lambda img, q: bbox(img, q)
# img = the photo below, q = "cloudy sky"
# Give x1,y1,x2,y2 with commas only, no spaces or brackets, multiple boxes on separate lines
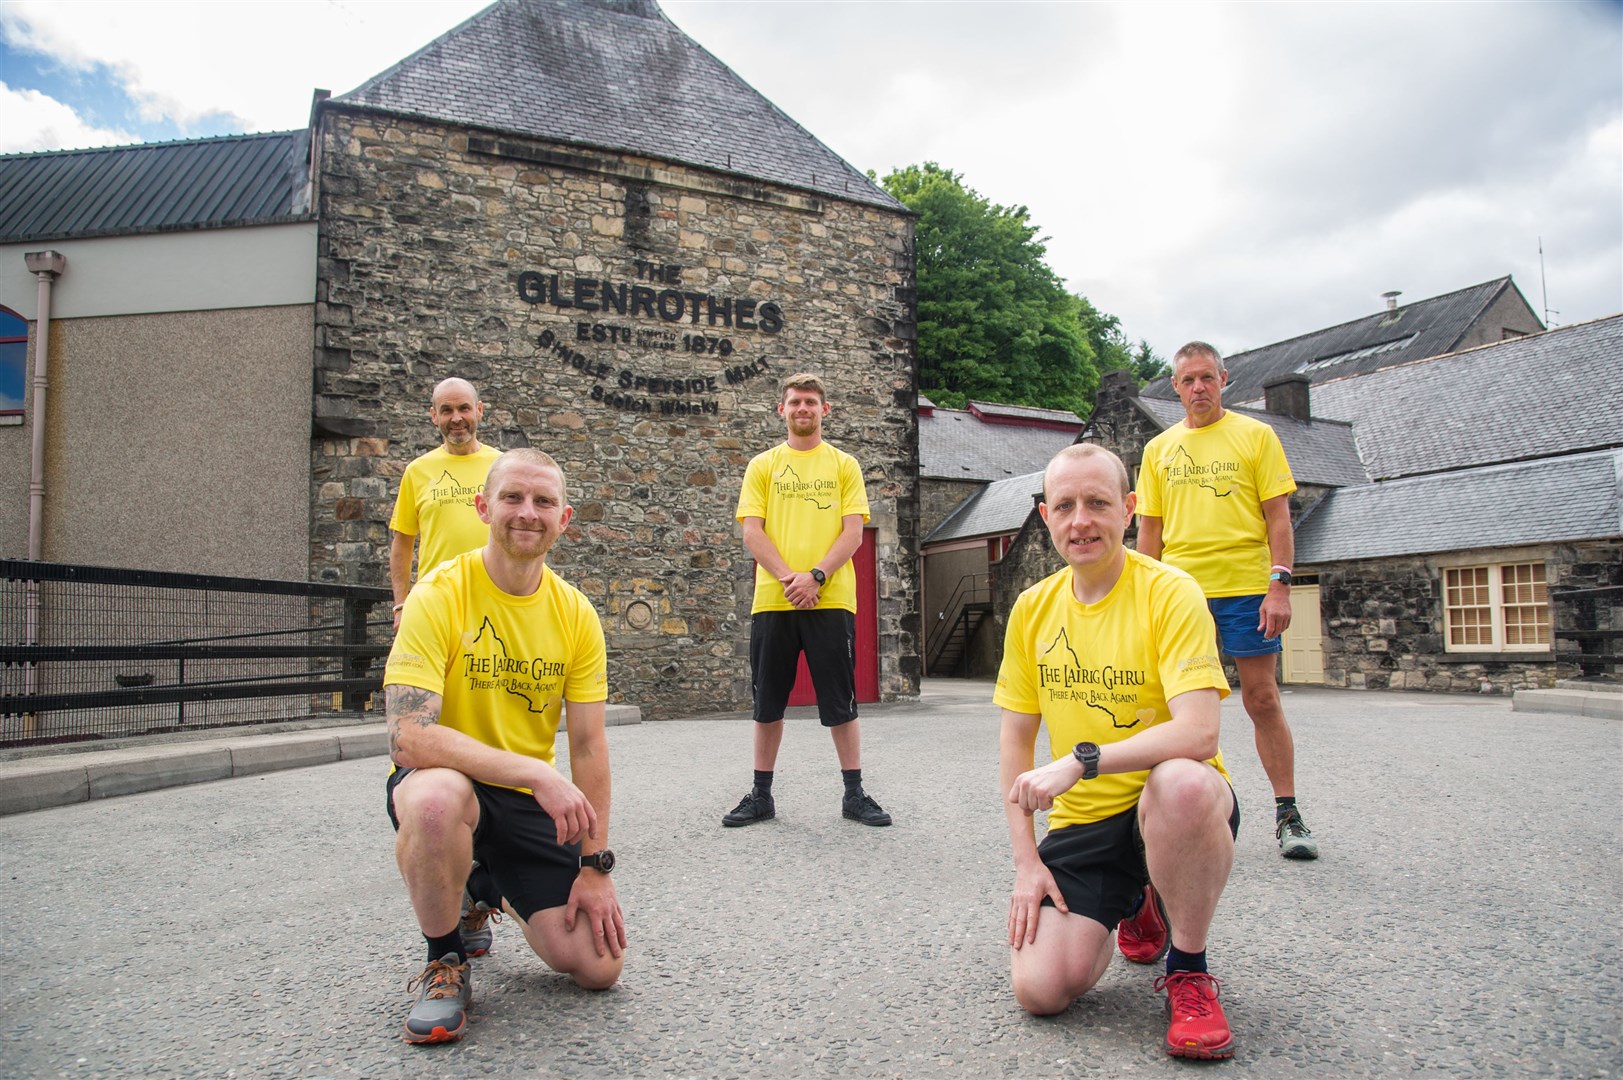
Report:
1,0,1617,360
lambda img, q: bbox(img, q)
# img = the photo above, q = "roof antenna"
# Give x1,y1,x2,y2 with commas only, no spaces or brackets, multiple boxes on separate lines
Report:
1538,237,1559,327
1381,290,1401,312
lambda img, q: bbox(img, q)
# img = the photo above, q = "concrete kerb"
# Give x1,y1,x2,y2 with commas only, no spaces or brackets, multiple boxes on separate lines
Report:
0,703,640,817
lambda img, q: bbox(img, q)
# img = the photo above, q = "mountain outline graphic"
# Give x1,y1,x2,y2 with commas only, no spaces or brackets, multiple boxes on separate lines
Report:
775,463,833,510
468,616,548,715
1167,445,1232,498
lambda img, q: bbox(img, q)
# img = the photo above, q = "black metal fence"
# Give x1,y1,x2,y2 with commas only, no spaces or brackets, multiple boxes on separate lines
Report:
0,560,392,748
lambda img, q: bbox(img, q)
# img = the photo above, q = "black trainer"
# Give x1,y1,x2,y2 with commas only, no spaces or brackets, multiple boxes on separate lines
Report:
722,788,775,827
842,791,892,826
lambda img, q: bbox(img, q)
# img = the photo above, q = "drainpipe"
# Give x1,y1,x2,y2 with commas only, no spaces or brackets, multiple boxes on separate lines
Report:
24,250,66,560
21,250,64,736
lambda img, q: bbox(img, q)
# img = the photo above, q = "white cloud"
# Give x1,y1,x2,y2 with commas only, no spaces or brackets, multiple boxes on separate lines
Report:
0,80,138,152
1,0,487,133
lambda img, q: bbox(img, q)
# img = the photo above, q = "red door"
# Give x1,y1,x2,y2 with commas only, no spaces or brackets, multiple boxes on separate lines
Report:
788,527,879,705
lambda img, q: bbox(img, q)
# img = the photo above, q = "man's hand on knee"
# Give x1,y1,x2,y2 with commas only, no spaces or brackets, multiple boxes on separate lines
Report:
565,874,627,959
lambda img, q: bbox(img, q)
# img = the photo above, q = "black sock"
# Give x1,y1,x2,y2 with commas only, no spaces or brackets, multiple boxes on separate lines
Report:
842,768,863,795
426,929,465,963
1166,946,1207,975
753,770,774,794
1276,796,1297,821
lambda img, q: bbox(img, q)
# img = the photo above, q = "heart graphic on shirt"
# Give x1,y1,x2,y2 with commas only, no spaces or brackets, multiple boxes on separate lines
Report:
1135,708,1156,727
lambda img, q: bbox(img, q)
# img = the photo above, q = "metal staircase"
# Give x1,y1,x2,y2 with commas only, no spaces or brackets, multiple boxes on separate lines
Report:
926,574,992,677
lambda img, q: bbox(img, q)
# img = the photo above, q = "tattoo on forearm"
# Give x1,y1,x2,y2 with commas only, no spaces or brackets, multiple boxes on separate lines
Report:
386,685,441,759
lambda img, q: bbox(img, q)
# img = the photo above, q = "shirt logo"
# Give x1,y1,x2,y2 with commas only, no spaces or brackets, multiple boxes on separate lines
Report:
772,463,835,509
1163,445,1238,498
429,469,484,507
459,616,565,714
1036,628,1148,728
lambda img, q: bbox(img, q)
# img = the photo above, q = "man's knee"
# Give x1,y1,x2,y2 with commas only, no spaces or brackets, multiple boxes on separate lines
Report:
570,952,624,991
1141,761,1230,831
393,769,477,836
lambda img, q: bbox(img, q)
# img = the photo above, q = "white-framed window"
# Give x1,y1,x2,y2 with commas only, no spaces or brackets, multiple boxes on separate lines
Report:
1442,562,1550,652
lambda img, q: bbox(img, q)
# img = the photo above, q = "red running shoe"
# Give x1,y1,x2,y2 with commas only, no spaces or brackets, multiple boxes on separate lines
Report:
1117,883,1169,964
1155,971,1235,1059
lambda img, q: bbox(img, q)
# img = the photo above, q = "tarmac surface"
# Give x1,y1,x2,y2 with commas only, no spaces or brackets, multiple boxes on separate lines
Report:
2,680,1619,1078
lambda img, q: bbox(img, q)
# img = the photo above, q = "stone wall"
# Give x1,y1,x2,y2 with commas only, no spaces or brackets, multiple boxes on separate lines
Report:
311,108,918,718
1313,541,1620,694
919,477,981,539
1082,370,1164,483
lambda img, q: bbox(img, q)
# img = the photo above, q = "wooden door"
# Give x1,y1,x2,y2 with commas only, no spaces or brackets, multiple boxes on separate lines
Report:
1281,584,1324,684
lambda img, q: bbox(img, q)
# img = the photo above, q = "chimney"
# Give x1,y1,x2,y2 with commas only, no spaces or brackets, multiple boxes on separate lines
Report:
1099,368,1140,399
1262,373,1311,421
1381,290,1402,312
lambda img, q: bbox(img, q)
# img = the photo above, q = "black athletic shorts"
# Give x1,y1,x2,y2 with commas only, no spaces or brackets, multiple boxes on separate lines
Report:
1037,786,1240,927
387,767,581,922
749,608,858,727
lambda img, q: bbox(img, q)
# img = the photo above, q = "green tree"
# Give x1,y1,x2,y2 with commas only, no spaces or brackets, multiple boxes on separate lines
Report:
880,163,1099,416
1073,295,1170,386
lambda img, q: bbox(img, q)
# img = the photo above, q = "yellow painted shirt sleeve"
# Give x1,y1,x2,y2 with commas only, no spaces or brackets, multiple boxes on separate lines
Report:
1135,412,1295,597
384,551,608,789
994,552,1230,827
736,442,870,613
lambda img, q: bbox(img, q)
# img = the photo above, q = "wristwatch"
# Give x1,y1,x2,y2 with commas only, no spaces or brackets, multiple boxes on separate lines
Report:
1072,741,1101,781
580,850,615,874
1270,569,1294,586
809,568,826,585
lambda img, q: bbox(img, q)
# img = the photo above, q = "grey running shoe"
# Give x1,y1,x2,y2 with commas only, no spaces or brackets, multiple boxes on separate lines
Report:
722,788,775,827
403,954,470,1044
1277,809,1320,860
460,892,501,957
842,791,892,826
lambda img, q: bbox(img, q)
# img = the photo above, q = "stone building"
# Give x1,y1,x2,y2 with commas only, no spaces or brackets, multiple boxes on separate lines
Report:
1139,276,1545,407
309,0,919,718
0,0,921,721
916,397,1080,675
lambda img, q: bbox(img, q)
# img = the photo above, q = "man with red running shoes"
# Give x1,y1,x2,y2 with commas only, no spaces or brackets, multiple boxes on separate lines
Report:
998,444,1241,1060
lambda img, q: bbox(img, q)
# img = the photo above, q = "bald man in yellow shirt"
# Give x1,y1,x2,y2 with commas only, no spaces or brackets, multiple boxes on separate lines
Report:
999,443,1239,1060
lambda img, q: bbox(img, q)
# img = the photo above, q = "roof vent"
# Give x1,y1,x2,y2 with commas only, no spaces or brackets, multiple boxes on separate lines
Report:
1381,290,1402,312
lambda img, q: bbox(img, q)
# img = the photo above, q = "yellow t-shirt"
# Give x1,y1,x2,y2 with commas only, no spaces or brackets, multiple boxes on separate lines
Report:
1136,411,1296,597
389,443,503,578
993,550,1231,828
735,441,871,614
384,550,607,788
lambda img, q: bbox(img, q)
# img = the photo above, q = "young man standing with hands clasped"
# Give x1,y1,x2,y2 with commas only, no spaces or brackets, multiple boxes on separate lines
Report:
723,373,890,828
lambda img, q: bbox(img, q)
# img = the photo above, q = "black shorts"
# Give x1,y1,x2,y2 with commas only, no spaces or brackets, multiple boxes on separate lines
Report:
386,767,581,922
1038,787,1240,927
749,608,858,727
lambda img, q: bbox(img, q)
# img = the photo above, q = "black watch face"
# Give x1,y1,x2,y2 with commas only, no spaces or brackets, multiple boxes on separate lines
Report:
585,849,615,873
811,569,825,583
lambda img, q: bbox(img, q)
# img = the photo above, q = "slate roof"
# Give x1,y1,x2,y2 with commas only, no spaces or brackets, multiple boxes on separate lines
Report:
1142,278,1536,404
926,470,1043,543
0,132,310,244
920,405,1081,482
1307,315,1623,481
1296,449,1622,564
967,400,1083,427
1133,397,1367,488
331,0,903,211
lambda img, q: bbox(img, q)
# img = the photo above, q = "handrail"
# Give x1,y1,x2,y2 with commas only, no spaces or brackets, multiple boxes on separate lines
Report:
926,572,992,669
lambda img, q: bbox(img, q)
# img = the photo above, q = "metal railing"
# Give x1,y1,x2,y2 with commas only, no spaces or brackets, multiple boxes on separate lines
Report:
926,572,992,675
1551,584,1622,679
0,560,392,748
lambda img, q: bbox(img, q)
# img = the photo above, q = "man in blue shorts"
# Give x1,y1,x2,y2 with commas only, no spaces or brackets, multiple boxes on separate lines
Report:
1136,341,1319,861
